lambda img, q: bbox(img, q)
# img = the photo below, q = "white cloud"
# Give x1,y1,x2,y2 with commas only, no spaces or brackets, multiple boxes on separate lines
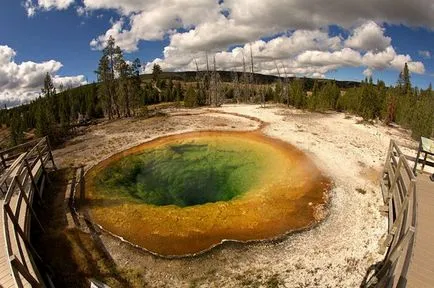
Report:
363,68,373,77
23,0,37,17
90,18,140,52
0,45,87,106
52,75,86,88
24,0,75,16
296,48,362,67
362,46,425,74
89,0,221,52
79,0,434,30
82,0,434,53
24,0,431,81
144,35,425,79
418,50,431,59
345,21,391,51
143,30,345,78
76,6,91,17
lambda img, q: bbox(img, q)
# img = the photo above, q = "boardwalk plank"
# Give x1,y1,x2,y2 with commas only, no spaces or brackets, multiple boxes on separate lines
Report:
407,173,434,287
0,200,15,287
0,138,51,288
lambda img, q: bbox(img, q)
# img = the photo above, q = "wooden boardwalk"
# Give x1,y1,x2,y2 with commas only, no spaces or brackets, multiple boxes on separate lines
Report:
0,201,16,288
0,137,54,288
0,155,29,288
407,173,434,288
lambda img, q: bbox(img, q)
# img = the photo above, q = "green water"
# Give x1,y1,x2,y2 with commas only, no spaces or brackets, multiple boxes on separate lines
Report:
95,139,266,207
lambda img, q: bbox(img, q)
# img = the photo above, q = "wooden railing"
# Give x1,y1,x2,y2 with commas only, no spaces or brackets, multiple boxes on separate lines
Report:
364,140,417,287
0,139,41,175
1,137,56,288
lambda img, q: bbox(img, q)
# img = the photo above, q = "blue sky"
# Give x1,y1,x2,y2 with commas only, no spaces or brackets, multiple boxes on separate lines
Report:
1,0,434,106
327,24,434,87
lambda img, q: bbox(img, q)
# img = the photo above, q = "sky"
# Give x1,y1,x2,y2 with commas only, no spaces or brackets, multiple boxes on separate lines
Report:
1,0,434,107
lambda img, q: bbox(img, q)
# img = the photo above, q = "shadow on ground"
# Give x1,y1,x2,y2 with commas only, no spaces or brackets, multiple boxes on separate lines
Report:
31,168,144,288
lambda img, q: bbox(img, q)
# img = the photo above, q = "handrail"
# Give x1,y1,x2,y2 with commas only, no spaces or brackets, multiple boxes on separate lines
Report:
0,138,40,156
0,139,40,171
364,140,417,287
1,137,56,288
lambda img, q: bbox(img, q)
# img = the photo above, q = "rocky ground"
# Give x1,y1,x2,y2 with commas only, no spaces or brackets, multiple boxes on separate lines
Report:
52,104,424,288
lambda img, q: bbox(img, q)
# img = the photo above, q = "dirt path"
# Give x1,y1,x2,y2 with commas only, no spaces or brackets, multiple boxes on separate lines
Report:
52,104,420,287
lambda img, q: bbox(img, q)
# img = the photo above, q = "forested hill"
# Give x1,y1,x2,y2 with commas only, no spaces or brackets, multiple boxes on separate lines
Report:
0,33,431,152
139,71,361,90
57,70,360,94
1,63,432,150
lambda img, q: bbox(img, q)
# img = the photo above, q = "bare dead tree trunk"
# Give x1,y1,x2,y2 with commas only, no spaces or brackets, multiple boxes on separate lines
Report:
241,51,248,102
209,55,221,107
206,52,211,105
274,61,283,105
281,62,290,106
124,81,131,117
213,56,217,106
206,51,210,74
194,57,200,74
249,43,255,103
232,71,241,103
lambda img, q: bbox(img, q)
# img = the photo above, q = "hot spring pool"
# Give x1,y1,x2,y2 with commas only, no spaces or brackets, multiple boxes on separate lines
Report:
85,131,330,256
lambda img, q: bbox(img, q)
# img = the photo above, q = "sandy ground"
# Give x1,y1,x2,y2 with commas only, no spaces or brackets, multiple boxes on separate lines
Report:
52,104,428,288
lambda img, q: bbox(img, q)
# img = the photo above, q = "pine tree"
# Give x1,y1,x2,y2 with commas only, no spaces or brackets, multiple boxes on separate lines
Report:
152,64,162,82
274,81,283,103
308,80,320,111
116,58,132,117
41,73,56,97
35,99,55,138
359,80,379,120
402,63,411,93
41,72,59,122
130,58,143,111
10,112,24,146
59,91,71,129
96,54,114,119
291,79,307,109
184,86,198,107
95,36,123,119
174,82,183,104
410,94,434,139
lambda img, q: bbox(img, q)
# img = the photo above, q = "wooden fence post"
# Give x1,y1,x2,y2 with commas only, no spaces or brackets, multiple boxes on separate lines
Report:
36,145,50,184
80,167,85,204
45,137,57,170
383,141,393,175
24,159,41,198
388,156,403,198
0,153,7,169
413,141,421,175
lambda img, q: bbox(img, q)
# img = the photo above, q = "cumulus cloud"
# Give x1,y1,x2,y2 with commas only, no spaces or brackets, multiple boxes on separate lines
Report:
143,30,345,77
24,0,75,16
89,1,221,52
296,48,362,67
362,46,425,73
345,21,391,51
363,68,374,78
143,32,424,79
418,50,431,59
0,45,86,107
25,0,431,80
79,0,434,52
